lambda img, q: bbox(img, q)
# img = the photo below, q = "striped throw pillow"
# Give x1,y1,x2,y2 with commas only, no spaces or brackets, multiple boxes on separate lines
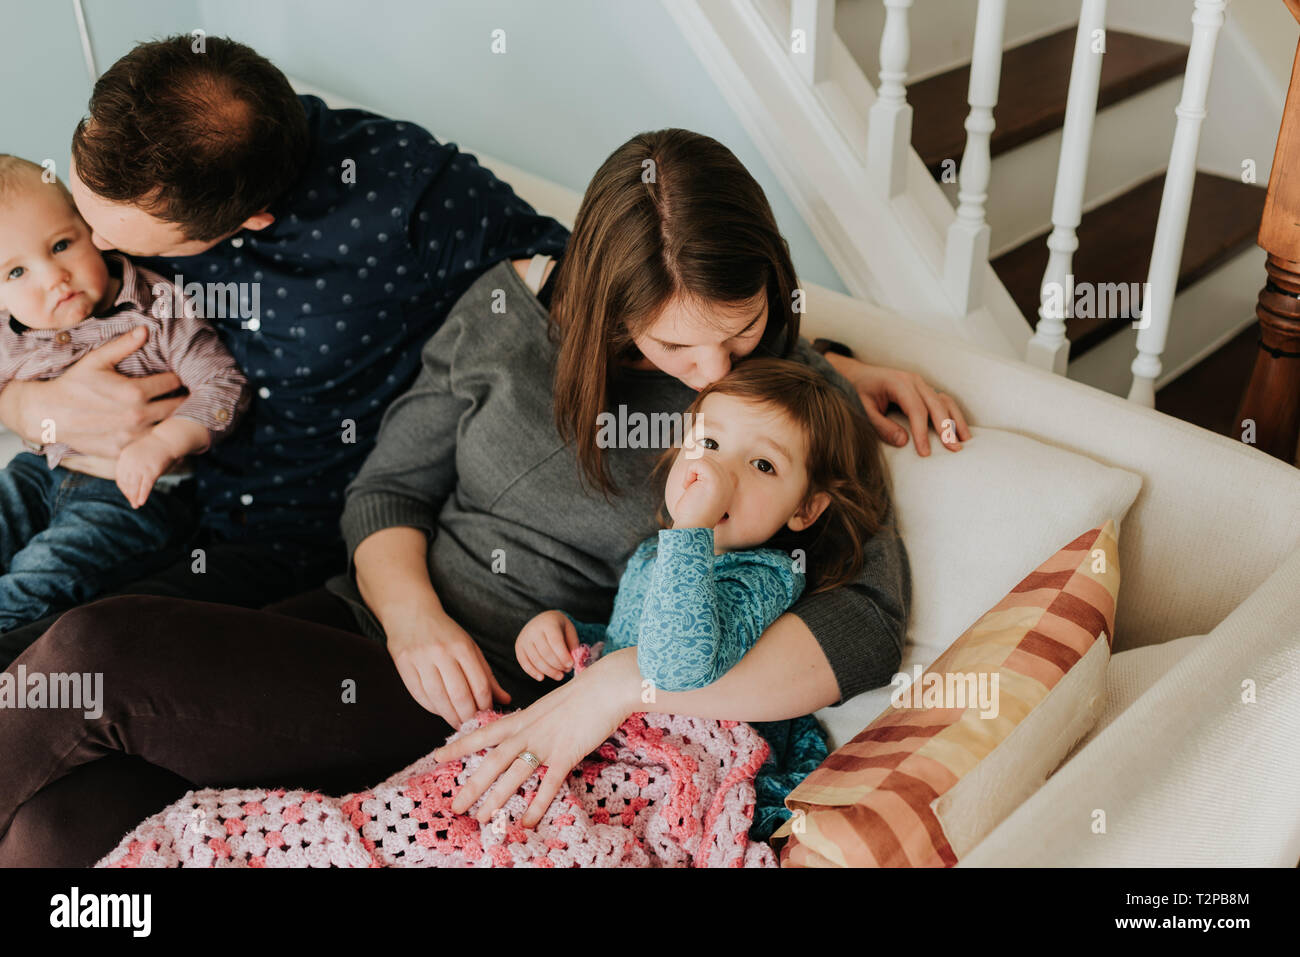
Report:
771,519,1120,867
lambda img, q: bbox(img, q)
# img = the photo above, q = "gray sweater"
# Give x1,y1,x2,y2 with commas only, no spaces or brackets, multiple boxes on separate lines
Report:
325,258,911,706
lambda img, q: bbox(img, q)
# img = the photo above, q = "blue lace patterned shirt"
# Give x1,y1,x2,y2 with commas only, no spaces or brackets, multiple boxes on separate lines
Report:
563,526,830,840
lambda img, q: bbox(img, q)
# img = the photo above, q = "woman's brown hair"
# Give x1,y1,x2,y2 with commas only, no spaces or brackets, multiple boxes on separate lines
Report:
549,129,802,499
650,358,893,595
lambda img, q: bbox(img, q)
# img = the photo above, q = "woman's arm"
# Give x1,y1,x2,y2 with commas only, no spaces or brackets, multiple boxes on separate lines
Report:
338,323,465,574
354,526,447,632
631,611,838,718
341,315,515,725
433,611,840,828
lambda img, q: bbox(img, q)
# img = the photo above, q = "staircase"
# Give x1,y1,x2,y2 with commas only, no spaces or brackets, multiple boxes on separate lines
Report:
666,0,1297,461
905,23,1268,440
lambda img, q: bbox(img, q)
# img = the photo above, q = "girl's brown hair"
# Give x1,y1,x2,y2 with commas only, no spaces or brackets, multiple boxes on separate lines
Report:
549,129,801,498
650,358,893,596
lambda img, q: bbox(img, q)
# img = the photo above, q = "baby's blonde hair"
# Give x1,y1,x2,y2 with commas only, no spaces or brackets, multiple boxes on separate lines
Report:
0,155,78,212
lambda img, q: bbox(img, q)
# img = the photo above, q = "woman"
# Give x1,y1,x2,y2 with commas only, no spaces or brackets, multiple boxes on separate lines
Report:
0,129,968,864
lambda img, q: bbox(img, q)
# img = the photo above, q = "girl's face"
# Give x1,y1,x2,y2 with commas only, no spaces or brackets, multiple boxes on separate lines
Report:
630,289,768,392
665,391,829,552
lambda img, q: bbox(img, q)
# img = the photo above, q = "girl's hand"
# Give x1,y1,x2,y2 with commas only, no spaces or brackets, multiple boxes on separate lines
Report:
824,354,971,456
515,610,580,681
673,455,733,528
386,606,512,727
432,647,640,828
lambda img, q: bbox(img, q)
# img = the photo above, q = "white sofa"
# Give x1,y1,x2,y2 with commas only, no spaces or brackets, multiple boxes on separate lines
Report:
800,283,1300,867
10,81,1296,867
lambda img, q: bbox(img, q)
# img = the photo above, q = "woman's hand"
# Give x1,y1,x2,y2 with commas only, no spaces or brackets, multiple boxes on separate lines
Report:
515,610,579,681
432,647,640,828
824,353,971,456
386,605,513,727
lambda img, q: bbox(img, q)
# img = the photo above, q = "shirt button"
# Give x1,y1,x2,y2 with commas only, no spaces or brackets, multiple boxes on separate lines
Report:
215,408,230,422
231,236,245,248
258,387,271,399
55,331,71,344
240,493,253,505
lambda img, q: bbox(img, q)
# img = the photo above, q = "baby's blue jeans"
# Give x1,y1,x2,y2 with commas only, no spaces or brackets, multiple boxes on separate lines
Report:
0,452,196,633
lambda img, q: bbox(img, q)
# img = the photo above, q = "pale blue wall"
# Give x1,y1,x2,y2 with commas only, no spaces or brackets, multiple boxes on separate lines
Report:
0,1,202,175
2,0,847,293
0,2,96,172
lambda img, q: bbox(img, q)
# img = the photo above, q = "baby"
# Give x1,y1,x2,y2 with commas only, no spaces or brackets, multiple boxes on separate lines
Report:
514,357,892,839
0,154,249,632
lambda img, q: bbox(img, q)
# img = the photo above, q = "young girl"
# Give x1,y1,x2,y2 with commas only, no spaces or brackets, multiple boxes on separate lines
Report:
515,357,891,839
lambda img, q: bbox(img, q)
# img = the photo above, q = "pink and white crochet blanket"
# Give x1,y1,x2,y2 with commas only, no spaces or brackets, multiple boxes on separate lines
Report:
97,647,777,868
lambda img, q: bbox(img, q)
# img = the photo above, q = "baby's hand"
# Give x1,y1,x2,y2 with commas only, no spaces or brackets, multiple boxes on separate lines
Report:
673,455,733,529
515,610,580,681
115,434,176,509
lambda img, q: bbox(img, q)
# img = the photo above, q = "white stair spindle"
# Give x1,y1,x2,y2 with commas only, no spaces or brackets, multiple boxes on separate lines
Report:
866,0,915,198
943,0,1008,315
1027,0,1109,375
790,0,834,86
1129,0,1226,406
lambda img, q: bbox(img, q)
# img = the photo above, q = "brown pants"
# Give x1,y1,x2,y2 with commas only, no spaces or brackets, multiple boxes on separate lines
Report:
0,588,550,867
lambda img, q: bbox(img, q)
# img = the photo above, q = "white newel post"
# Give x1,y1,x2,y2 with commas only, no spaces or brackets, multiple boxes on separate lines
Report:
1128,0,1226,406
866,0,915,198
943,0,1008,316
1027,0,1109,375
790,0,834,86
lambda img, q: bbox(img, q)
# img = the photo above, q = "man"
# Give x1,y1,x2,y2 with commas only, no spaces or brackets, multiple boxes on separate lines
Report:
0,35,569,664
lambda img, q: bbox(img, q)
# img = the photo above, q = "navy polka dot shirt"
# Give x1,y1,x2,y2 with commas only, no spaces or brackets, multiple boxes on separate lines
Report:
134,94,570,566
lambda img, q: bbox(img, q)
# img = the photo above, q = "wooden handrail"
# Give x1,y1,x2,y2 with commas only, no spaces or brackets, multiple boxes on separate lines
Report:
1235,0,1300,465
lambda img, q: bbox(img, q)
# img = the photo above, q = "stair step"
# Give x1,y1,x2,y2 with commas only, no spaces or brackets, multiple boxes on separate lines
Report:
909,27,1188,176
1155,324,1258,439
990,171,1266,358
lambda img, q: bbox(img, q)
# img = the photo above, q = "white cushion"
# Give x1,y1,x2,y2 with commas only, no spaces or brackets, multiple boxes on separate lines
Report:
1057,631,1207,767
815,410,1141,751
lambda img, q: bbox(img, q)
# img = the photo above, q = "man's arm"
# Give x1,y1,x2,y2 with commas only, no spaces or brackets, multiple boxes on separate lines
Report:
0,329,185,457
152,305,250,455
407,139,568,301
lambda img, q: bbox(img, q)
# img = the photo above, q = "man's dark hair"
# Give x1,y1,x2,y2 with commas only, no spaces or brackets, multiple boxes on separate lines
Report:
71,34,309,242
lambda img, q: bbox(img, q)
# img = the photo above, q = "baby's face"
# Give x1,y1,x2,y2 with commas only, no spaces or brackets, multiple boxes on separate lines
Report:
0,179,111,330
666,391,816,552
